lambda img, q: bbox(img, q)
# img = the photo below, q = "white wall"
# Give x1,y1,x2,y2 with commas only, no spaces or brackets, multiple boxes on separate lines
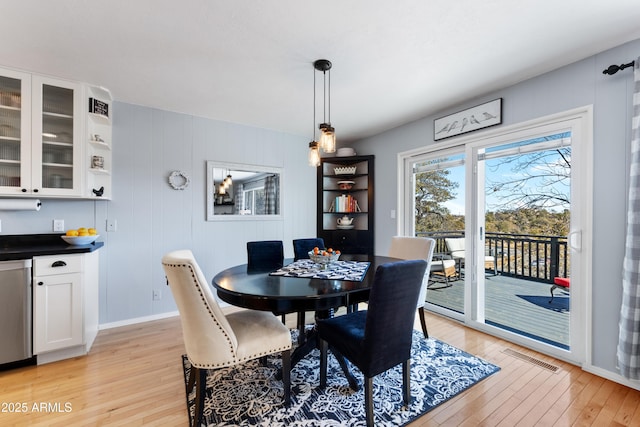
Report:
351,38,640,382
0,103,317,324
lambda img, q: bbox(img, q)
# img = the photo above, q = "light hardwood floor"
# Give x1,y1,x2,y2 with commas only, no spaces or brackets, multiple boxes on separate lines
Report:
1,310,639,426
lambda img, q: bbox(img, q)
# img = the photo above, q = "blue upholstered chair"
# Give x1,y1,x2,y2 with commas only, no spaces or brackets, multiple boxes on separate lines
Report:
317,259,428,427
293,237,325,261
247,240,284,272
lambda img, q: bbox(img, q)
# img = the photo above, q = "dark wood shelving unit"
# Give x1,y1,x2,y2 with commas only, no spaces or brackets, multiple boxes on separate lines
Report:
317,155,374,255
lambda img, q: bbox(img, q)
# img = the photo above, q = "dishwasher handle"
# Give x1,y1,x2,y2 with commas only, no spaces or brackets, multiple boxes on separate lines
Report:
52,260,67,267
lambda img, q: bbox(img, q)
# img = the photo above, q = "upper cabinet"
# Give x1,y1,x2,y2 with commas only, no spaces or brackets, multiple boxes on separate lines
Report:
0,66,112,199
317,155,375,255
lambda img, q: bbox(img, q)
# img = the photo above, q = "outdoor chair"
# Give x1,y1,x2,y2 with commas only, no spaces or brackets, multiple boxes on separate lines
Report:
162,250,292,427
549,277,570,303
317,259,428,427
388,236,435,338
444,237,497,276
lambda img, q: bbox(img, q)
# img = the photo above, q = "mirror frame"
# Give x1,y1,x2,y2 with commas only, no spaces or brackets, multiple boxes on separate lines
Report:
206,161,284,221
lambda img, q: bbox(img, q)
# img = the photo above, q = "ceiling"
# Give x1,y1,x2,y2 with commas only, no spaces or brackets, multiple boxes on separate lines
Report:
2,1,640,143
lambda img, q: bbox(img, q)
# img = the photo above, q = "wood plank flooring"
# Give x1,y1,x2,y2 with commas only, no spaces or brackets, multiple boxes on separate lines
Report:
1,310,638,426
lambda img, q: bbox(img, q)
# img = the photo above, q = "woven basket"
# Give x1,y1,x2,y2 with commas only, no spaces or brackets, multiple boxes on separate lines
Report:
334,166,357,175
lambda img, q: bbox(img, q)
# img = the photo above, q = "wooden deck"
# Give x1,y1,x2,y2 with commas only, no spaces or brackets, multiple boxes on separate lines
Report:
426,272,570,348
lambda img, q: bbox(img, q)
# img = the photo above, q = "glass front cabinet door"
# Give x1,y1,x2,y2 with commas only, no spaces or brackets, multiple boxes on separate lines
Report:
0,67,82,196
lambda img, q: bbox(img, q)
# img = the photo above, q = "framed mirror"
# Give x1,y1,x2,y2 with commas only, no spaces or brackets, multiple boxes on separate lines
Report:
206,161,283,221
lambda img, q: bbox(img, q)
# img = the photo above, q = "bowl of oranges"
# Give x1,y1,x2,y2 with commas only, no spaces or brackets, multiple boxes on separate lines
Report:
61,227,99,245
308,247,341,268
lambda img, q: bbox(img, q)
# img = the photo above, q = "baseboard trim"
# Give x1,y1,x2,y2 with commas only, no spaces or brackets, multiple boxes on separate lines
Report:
98,311,179,330
583,363,640,391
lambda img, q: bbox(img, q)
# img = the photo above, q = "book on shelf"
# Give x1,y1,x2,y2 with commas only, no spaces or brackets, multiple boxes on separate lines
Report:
333,194,361,213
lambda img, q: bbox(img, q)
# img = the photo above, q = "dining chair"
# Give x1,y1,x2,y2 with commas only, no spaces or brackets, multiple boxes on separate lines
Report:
388,236,436,338
246,240,284,272
293,237,325,261
161,250,292,427
317,259,428,427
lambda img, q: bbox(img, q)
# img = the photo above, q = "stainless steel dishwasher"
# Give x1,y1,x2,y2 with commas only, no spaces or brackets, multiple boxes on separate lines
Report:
0,259,33,366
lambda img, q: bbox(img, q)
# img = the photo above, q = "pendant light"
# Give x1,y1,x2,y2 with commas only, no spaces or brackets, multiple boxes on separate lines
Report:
314,59,336,153
308,60,321,167
218,170,226,195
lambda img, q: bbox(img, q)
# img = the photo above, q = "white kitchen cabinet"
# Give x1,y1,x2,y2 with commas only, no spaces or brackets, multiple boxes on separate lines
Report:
0,66,112,199
0,67,83,196
33,251,99,363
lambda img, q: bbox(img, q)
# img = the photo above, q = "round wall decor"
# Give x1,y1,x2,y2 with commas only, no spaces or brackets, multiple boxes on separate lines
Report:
169,170,190,190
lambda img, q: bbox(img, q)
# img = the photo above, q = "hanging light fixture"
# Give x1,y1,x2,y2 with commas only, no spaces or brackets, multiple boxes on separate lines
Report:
308,60,321,167
314,59,336,154
223,170,232,189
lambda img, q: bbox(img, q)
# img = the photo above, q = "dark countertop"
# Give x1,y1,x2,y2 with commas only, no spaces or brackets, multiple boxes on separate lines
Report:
0,233,104,261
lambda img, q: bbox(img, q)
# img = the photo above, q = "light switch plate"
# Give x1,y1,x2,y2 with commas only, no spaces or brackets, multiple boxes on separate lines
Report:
106,219,117,232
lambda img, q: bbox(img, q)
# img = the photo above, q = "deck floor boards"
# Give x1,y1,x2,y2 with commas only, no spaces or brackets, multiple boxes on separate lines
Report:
426,271,570,347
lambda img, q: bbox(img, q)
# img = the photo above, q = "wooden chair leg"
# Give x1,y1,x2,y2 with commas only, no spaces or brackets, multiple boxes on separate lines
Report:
297,311,306,345
365,376,374,427
187,364,196,392
319,339,328,388
193,367,207,427
402,359,411,407
418,306,429,339
281,349,291,406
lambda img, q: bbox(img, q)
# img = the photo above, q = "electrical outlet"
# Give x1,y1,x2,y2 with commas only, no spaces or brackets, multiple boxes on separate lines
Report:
106,219,117,232
53,219,65,232
153,290,161,301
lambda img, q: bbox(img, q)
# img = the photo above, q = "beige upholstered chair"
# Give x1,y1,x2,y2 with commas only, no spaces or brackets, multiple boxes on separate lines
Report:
388,236,435,338
161,250,292,427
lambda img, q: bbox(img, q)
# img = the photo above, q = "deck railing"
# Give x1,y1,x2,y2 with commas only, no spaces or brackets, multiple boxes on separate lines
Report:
416,230,568,284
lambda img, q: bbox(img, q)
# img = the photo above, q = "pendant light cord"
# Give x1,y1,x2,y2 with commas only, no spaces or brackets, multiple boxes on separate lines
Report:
327,68,331,124
313,67,317,139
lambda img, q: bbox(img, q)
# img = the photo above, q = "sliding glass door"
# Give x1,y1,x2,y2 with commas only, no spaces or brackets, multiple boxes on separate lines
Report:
401,108,591,363
407,148,466,319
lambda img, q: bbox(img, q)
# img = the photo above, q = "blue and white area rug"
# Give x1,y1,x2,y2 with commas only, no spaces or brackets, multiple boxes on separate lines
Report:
269,259,370,281
181,331,500,426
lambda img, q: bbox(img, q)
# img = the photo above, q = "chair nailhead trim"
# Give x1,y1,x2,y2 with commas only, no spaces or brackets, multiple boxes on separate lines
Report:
164,260,292,370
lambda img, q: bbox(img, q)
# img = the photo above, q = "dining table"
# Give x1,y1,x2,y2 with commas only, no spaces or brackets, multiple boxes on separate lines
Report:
212,253,400,389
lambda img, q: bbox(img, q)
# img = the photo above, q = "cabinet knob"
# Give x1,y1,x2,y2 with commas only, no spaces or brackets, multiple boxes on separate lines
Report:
21,188,27,192
33,189,39,193
52,260,67,267
37,281,44,286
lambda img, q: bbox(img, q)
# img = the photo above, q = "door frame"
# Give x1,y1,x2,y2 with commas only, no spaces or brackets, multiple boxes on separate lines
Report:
398,106,593,365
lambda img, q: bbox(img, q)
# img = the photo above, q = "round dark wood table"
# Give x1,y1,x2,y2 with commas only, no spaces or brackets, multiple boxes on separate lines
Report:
212,254,399,315
212,254,400,388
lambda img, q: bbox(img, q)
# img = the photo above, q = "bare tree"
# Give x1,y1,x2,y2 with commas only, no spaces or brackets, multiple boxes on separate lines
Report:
486,147,570,211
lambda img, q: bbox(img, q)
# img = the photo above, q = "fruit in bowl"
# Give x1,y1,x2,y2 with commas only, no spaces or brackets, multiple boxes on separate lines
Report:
308,247,341,268
61,227,99,245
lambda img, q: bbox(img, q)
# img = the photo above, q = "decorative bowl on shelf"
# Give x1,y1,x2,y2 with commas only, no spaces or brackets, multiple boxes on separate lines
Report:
337,180,355,190
61,235,100,246
308,250,340,268
334,166,357,175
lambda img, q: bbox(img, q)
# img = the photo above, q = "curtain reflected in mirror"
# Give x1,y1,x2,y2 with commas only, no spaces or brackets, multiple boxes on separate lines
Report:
206,161,282,220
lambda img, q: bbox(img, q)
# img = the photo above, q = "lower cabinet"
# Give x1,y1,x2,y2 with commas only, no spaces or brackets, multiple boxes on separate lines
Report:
33,251,99,363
